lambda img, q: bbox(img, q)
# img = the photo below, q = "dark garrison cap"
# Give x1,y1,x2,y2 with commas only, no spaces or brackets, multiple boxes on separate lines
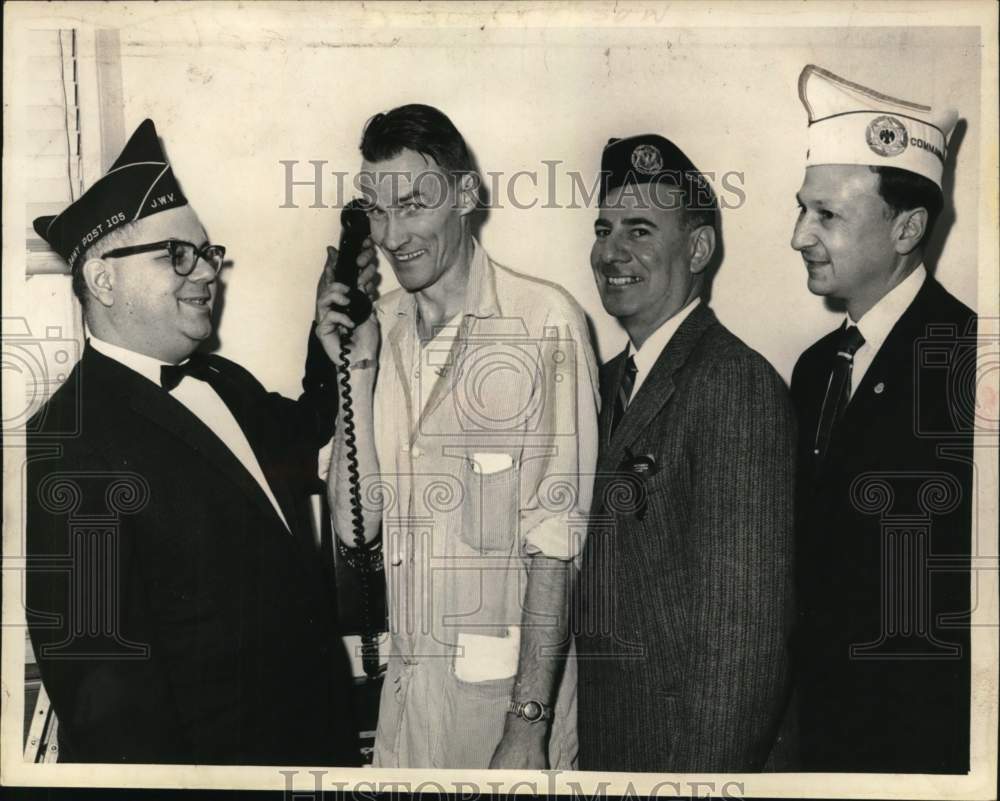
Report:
599,133,717,212
33,119,188,272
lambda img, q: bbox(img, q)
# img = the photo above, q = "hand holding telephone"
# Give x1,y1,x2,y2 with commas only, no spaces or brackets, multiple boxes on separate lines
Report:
331,199,374,328
332,200,382,680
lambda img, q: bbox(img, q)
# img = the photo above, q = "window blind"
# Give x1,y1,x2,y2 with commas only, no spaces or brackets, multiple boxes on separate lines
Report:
25,29,83,276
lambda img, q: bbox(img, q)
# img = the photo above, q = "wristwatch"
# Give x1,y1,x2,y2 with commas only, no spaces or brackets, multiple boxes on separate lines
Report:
508,699,553,723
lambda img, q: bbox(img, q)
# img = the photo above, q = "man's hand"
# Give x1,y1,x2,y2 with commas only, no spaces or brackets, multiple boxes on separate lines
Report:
315,238,380,363
488,718,548,770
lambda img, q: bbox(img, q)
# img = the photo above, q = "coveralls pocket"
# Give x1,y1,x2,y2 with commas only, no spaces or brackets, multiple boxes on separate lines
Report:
433,657,516,768
460,457,519,553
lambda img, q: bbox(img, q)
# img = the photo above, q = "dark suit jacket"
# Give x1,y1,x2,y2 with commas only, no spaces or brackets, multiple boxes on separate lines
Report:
25,332,359,765
576,304,797,772
790,276,976,773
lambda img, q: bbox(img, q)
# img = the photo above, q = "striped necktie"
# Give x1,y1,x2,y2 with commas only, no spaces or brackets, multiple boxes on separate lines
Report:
813,324,865,473
611,354,638,437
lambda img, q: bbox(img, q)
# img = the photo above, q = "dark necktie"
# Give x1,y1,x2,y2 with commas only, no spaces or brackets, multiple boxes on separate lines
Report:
611,354,637,437
160,354,215,392
813,324,865,472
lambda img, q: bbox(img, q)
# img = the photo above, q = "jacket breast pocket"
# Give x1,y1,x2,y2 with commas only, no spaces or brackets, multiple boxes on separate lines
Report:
460,454,518,553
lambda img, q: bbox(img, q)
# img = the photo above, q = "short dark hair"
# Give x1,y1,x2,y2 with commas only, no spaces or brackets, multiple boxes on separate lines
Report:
70,266,89,308
681,173,719,234
360,104,475,178
869,165,944,244
684,196,718,234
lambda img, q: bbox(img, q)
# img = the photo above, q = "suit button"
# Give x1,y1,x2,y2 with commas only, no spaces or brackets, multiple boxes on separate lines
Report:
411,445,422,459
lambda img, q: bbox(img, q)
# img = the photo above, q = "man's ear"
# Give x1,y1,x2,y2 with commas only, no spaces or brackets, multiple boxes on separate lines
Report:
456,172,479,217
688,225,717,275
893,207,928,256
81,258,115,307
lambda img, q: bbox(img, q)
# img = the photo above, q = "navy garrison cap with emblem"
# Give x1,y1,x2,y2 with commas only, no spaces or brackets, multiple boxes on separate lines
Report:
33,119,188,272
798,64,958,187
599,133,717,211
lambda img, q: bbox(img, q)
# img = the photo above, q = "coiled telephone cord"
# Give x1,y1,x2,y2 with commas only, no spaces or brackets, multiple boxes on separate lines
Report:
338,336,381,679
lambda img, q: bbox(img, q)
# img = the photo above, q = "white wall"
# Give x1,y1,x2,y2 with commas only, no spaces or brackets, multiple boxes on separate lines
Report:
109,9,981,396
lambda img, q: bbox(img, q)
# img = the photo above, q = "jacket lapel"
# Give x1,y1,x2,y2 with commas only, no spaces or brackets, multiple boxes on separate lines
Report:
844,277,935,423
603,304,718,469
203,362,302,534
86,347,292,533
600,348,628,450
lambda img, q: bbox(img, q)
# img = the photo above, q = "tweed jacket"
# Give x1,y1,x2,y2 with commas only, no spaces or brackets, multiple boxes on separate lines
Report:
791,276,976,773
25,331,359,765
576,303,797,772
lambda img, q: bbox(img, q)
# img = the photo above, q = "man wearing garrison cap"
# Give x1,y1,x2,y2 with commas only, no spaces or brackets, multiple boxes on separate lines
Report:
790,65,976,772
26,119,362,764
574,135,796,771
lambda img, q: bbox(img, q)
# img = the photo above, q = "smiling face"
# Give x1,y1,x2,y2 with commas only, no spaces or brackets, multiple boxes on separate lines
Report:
591,182,711,347
90,205,217,363
792,165,903,320
359,148,474,295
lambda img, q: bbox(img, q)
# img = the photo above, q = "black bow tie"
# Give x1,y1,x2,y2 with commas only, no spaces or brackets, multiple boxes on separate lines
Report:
160,355,215,391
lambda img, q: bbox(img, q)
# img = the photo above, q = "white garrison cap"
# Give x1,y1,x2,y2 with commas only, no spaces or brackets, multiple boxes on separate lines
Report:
798,64,958,187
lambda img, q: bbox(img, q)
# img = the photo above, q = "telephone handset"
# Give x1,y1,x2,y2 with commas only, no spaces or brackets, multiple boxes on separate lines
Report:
332,199,382,681
332,199,373,327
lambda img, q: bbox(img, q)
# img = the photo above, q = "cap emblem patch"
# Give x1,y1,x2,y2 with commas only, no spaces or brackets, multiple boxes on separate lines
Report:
631,144,664,175
866,115,908,157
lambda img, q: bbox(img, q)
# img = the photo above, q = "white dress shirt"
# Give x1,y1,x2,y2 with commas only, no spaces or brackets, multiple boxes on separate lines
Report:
847,264,926,398
88,335,291,531
626,299,701,403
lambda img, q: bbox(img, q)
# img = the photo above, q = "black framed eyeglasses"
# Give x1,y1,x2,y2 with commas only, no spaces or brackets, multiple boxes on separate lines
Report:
100,239,227,277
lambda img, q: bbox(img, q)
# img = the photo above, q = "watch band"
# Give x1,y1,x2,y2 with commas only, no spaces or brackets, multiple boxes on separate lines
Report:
508,698,553,723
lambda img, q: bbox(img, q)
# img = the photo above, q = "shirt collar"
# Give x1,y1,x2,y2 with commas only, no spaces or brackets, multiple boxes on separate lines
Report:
627,298,701,375
88,334,174,386
849,264,926,351
462,238,501,319
391,237,500,320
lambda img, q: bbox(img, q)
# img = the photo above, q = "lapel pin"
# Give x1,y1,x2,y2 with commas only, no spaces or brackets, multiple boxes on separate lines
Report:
874,382,885,394
610,449,655,521
631,453,658,475
620,450,658,476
